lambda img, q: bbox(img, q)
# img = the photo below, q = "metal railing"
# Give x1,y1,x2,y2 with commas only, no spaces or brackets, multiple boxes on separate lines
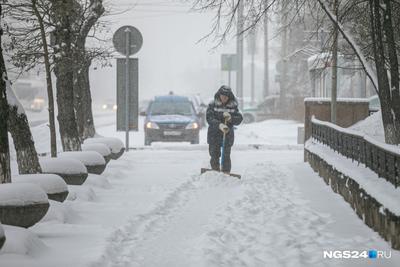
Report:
311,118,400,188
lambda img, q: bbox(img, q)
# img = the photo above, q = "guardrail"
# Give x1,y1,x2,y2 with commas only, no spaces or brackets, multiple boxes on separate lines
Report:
311,117,400,188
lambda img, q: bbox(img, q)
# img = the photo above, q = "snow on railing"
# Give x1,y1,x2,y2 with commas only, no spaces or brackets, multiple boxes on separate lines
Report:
304,97,370,103
311,116,400,188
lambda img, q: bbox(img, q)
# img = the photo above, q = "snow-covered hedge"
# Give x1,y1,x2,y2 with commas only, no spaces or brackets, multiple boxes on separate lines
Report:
0,183,48,206
58,151,105,166
84,137,124,154
82,143,111,157
13,174,68,195
40,158,87,175
0,183,49,228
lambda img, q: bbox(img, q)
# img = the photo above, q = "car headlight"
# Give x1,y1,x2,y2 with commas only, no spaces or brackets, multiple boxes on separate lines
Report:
185,122,199,129
113,104,117,111
146,122,160,129
102,104,108,110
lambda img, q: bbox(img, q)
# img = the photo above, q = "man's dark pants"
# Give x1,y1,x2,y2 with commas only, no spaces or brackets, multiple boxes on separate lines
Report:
209,144,231,172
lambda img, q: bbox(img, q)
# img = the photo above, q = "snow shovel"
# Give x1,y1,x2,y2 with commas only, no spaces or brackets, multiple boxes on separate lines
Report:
201,119,241,179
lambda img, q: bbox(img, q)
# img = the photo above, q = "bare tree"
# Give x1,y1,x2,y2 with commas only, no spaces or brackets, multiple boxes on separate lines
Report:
5,0,57,156
0,3,11,183
368,0,400,144
6,0,110,147
192,0,400,144
32,0,57,157
50,0,82,151
0,2,43,174
72,0,105,140
316,0,400,144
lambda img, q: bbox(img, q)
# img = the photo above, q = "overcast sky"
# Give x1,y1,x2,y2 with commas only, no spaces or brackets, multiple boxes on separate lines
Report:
89,0,276,104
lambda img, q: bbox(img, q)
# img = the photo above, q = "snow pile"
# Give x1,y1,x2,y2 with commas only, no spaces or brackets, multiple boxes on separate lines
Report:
82,143,111,157
0,183,48,206
234,119,302,145
40,200,79,224
84,137,124,153
39,158,87,174
66,186,97,202
198,171,242,188
13,174,68,195
350,111,385,142
83,175,112,189
0,225,47,256
59,151,105,166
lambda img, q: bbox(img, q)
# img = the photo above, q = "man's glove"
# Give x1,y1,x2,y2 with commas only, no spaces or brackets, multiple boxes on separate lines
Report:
219,123,229,133
223,112,232,122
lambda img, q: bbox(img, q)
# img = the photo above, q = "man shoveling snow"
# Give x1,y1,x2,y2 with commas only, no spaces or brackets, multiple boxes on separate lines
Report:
202,85,243,178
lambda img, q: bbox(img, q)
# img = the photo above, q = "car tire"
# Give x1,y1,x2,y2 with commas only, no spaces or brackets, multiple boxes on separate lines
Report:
190,135,200,145
243,113,255,124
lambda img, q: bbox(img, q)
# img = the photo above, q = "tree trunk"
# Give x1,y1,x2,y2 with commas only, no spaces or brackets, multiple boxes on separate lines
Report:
51,0,81,151
382,0,400,144
54,62,81,151
280,0,288,117
0,7,11,183
330,0,338,124
72,0,104,141
263,1,269,98
0,95,10,183
369,0,400,144
32,0,57,157
7,104,42,174
74,55,95,140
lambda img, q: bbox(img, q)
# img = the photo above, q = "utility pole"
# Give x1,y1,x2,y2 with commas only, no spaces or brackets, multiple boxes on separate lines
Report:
280,1,288,118
247,28,257,105
331,0,338,124
124,28,131,151
236,1,244,108
264,0,269,98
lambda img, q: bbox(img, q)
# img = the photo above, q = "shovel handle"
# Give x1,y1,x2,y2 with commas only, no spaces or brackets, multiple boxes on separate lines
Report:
220,118,227,171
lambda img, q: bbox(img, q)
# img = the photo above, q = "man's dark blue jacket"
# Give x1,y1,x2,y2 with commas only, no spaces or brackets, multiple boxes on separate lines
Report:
206,87,243,146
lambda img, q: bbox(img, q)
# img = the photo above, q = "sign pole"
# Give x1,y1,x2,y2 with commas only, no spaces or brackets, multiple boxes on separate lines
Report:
228,70,231,87
125,28,131,152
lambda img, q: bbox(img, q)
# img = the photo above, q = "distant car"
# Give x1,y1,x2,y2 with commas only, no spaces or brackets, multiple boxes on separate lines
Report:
27,97,46,112
238,99,259,124
368,95,380,114
139,100,150,116
101,101,117,111
254,94,304,122
190,94,207,128
144,95,200,145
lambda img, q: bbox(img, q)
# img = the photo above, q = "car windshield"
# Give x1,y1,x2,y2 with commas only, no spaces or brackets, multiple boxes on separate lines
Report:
150,101,194,116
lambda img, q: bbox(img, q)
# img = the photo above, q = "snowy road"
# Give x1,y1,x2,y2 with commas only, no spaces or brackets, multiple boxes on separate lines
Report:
2,115,399,267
